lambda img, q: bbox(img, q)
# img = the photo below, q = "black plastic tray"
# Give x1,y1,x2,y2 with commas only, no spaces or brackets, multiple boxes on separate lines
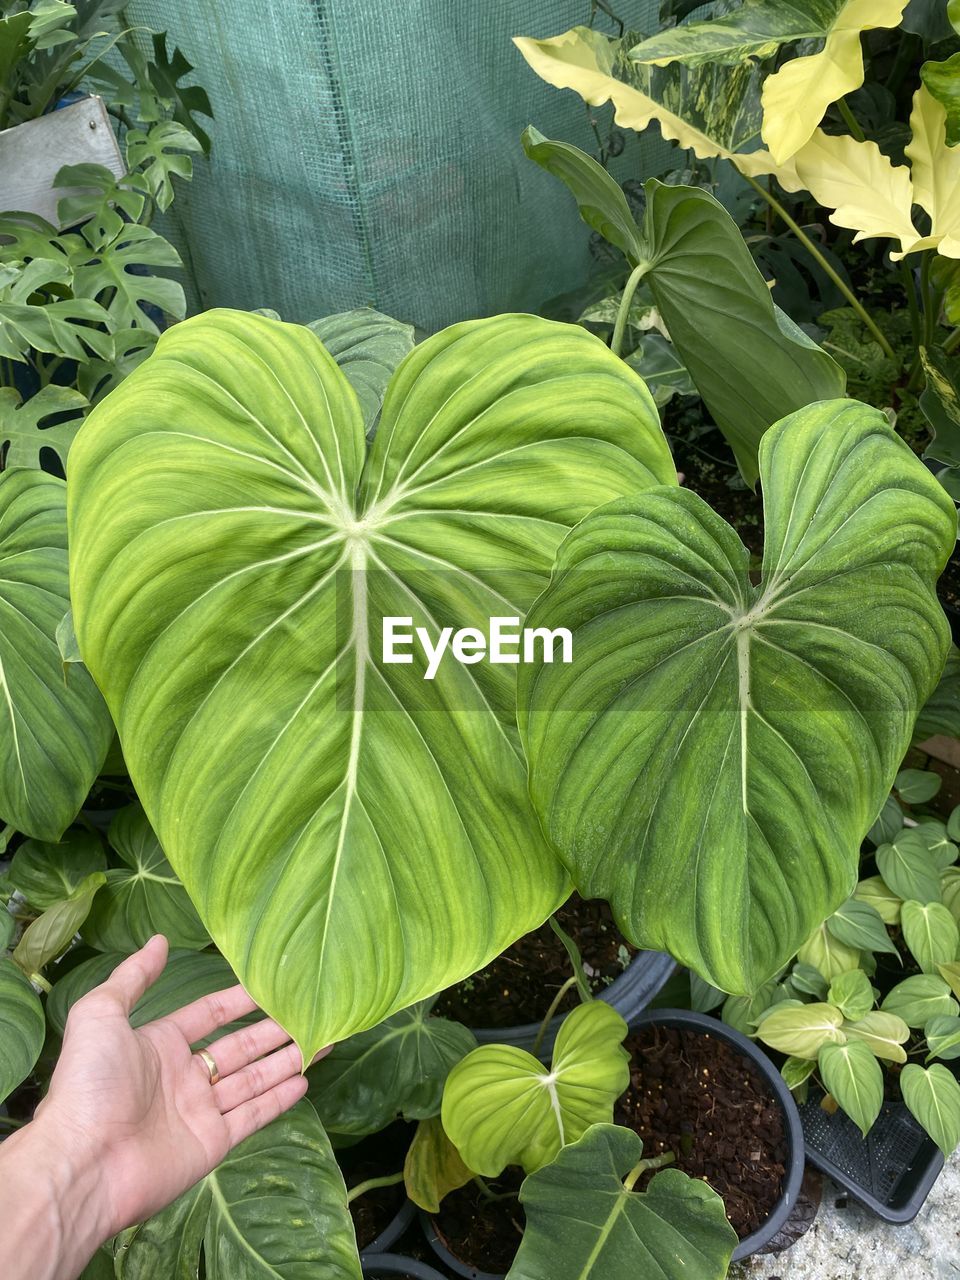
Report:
800,1095,944,1224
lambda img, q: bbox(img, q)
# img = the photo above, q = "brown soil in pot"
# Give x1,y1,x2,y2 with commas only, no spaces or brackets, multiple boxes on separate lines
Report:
338,1122,411,1251
433,894,636,1028
432,1169,525,1274
618,1024,788,1240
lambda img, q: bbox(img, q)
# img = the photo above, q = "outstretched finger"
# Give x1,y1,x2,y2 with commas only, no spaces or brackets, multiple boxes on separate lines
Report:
161,983,259,1044
213,1040,301,1112
224,1073,309,1148
200,1017,291,1080
101,935,169,1013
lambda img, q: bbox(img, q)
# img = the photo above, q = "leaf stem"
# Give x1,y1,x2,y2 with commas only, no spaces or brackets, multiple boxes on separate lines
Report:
473,1174,517,1203
346,1172,405,1203
624,1150,676,1191
532,975,581,1059
900,259,923,353
837,98,866,143
944,327,960,356
611,262,648,359
741,172,898,363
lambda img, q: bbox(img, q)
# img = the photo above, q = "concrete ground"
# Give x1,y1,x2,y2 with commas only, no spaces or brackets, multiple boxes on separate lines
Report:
732,1154,960,1279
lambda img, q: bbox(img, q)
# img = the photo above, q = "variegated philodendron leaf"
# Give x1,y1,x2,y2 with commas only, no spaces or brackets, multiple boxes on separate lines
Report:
519,401,955,995
68,309,675,1062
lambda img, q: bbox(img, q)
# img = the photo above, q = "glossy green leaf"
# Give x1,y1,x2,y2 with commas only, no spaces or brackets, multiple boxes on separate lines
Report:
11,871,104,978
913,821,958,872
307,1002,475,1135
920,346,960,469
507,1123,737,1280
877,831,943,905
867,794,904,845
403,1116,473,1213
828,969,875,1021
843,1010,910,1063
921,53,960,148
925,1014,960,1061
519,402,954,994
624,334,696,408
827,899,899,956
307,308,416,435
0,470,112,839
755,1002,845,1059
442,1002,629,1176
901,1063,960,1155
47,947,253,1046
522,130,844,485
895,768,942,804
901,900,960,974
790,962,829,999
114,1101,362,1279
0,956,44,1104
81,805,208,953
125,122,203,213
797,923,860,982
853,876,902,925
68,309,675,1061
818,1040,883,1136
882,974,959,1028
8,829,106,909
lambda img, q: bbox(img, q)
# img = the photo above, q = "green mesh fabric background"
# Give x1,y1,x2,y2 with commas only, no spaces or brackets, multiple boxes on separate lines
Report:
126,1,668,330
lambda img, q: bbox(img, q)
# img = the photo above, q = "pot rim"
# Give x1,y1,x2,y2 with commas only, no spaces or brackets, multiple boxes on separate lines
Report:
362,1196,416,1257
360,1250,449,1279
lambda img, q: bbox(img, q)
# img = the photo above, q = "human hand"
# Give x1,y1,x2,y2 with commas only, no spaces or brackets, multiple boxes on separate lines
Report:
33,934,324,1238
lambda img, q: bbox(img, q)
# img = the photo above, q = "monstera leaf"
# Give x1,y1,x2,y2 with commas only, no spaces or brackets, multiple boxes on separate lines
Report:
0,957,44,1104
521,130,844,485
67,309,674,1061
307,1001,476,1135
506,1124,737,1280
441,1001,630,1176
0,470,113,839
518,401,955,994
81,805,209,953
114,1102,362,1280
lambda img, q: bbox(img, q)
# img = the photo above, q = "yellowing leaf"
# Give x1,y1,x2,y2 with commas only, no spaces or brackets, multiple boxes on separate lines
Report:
792,129,919,255
761,0,909,163
906,86,960,260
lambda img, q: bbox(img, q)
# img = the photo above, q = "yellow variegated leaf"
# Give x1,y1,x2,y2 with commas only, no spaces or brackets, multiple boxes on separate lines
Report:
761,0,909,164
906,86,960,261
792,129,920,256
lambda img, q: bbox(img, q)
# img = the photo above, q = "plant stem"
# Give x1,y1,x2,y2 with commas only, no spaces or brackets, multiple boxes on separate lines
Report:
346,1172,404,1203
921,252,938,348
837,97,865,143
742,172,898,363
945,327,960,356
0,822,13,853
532,975,581,1059
473,1175,517,1203
624,1150,676,1191
0,1114,27,1129
900,259,923,353
611,261,648,359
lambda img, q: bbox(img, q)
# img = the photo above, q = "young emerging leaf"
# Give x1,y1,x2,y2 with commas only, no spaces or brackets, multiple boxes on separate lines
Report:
755,1002,845,1059
828,969,875,1022
12,870,105,978
306,308,415,435
507,1124,737,1280
842,1011,910,1063
882,975,959,1028
67,310,675,1060
901,1063,960,1155
441,1002,629,1176
818,1040,884,1137
901,900,960,975
519,402,955,995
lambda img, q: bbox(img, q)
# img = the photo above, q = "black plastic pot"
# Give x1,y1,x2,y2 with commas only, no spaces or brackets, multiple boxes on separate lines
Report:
627,1009,806,1263
361,1198,416,1257
422,1212,506,1280
361,1254,448,1279
471,949,675,1058
799,1093,945,1223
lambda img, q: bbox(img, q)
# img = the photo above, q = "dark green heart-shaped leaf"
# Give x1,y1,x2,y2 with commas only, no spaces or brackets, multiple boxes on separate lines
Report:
81,805,208,953
307,1002,476,1135
901,1063,960,1155
827,899,899,956
867,795,904,845
0,470,112,839
114,1101,361,1279
519,401,954,994
521,130,844,484
307,309,415,435
9,829,106,909
896,768,942,804
442,1002,629,1176
818,1040,884,1136
68,309,674,1060
877,831,943,904
0,956,44,1103
507,1123,736,1280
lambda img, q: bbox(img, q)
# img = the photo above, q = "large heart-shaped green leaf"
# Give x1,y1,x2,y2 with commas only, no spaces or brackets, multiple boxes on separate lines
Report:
307,1001,476,1135
81,805,209,953
506,1124,737,1280
67,309,674,1060
0,470,112,839
521,130,845,485
441,1001,629,1176
114,1101,362,1280
519,401,955,994
0,956,44,1104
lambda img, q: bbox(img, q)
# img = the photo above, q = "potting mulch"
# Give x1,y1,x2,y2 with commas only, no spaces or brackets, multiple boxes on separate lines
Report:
432,1168,526,1274
432,894,635,1028
618,1024,788,1240
337,1122,412,1251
